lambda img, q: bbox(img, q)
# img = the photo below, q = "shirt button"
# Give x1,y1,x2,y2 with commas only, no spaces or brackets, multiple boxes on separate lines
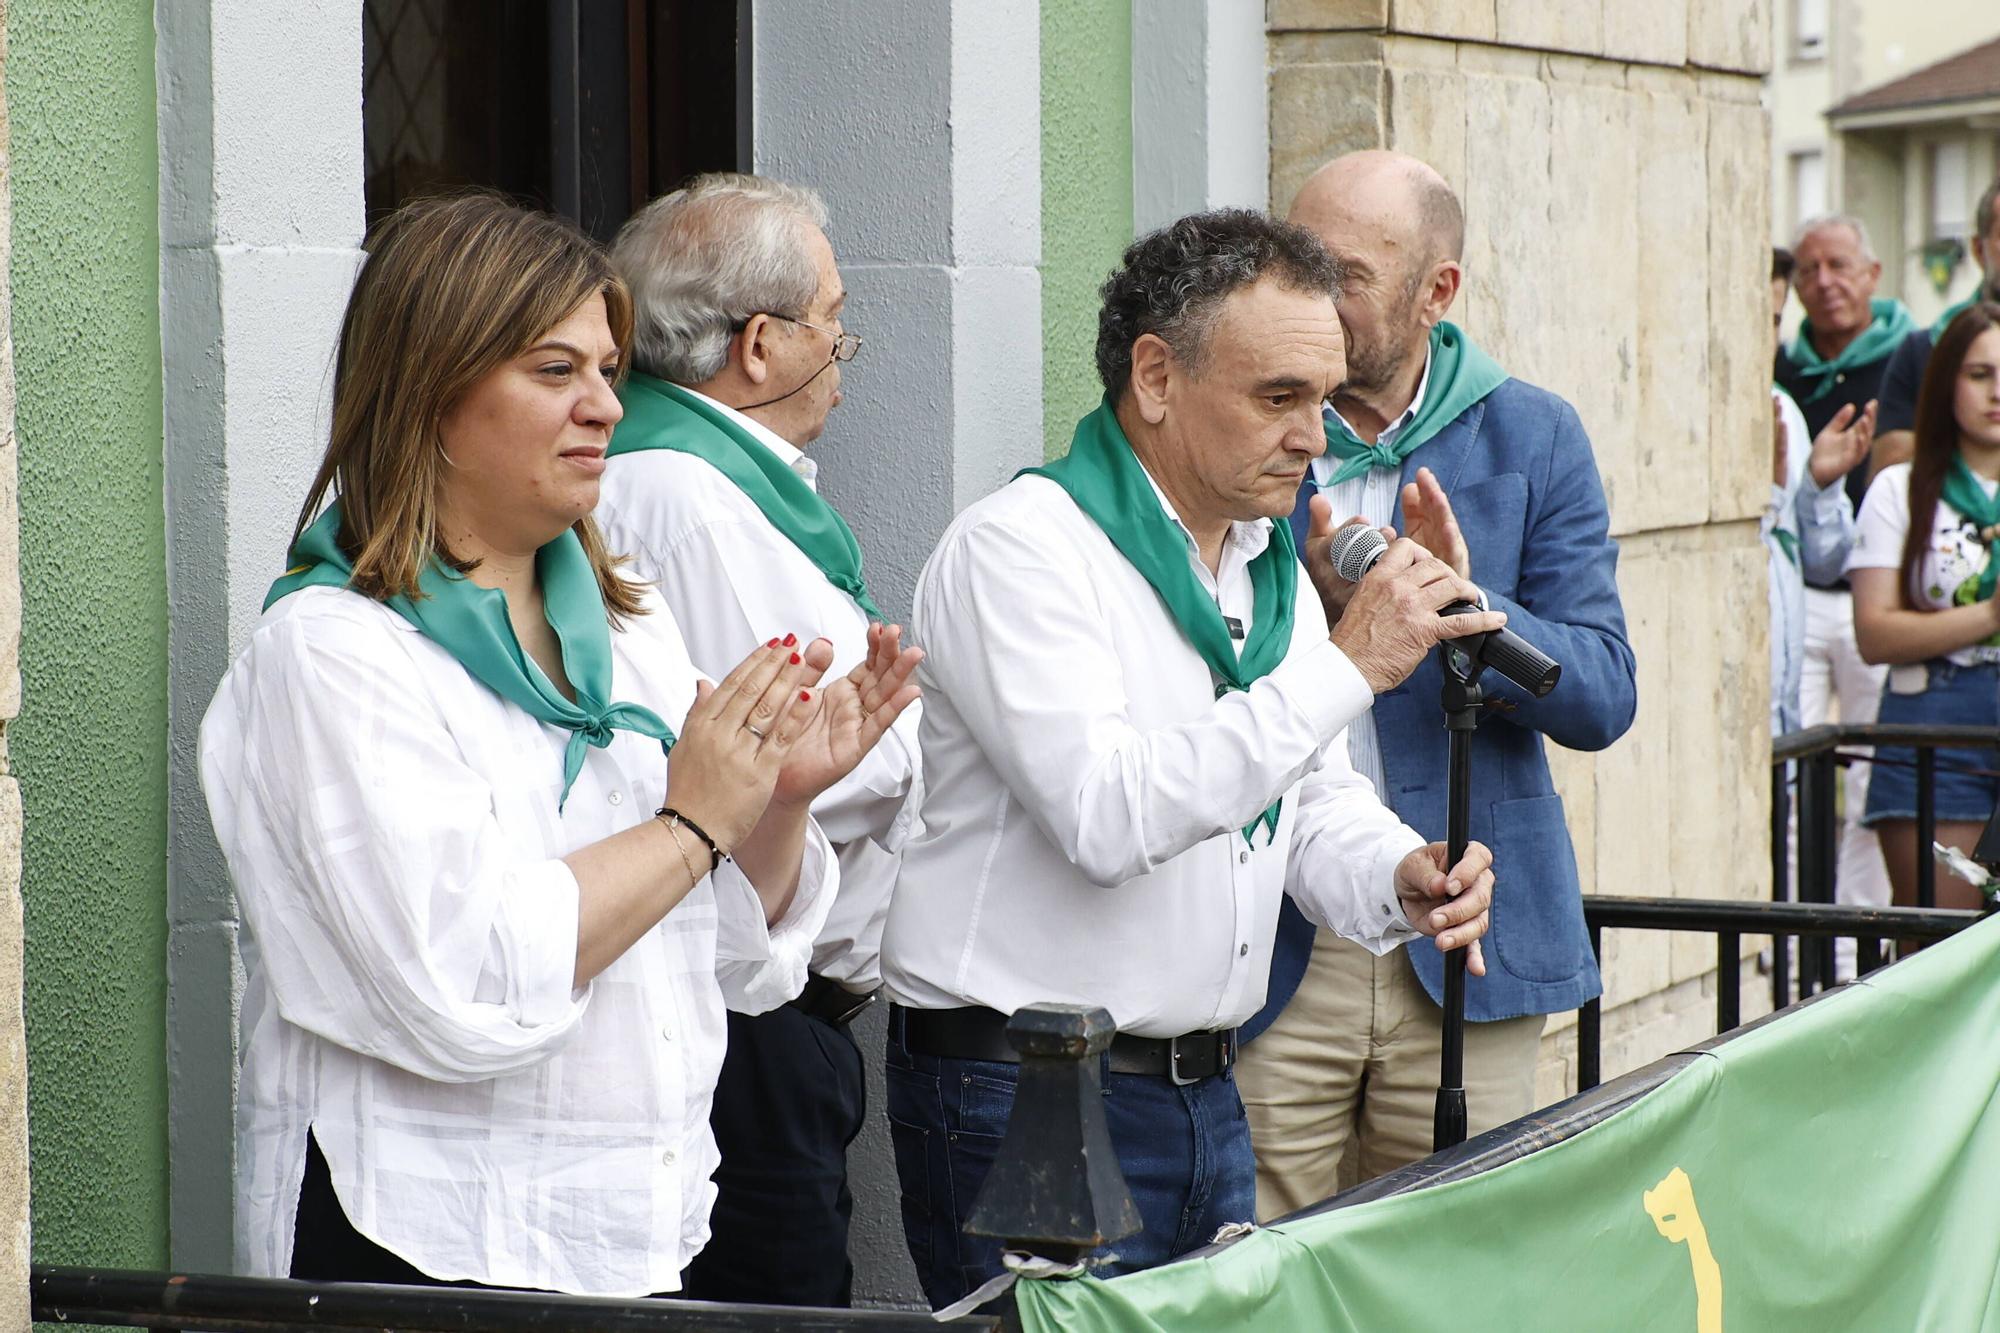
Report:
1381,904,1392,916
662,1149,676,1165
661,1025,673,1041
1239,943,1250,957
608,790,624,806
1239,850,1250,865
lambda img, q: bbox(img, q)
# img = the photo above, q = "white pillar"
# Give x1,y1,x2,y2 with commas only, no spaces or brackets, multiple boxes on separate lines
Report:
750,0,1043,619
156,0,366,1270
1132,0,1272,231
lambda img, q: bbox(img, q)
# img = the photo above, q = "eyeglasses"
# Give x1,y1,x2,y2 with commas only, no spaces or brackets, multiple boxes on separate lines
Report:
735,312,863,363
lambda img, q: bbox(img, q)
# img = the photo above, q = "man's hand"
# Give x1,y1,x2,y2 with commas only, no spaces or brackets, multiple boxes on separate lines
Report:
1400,466,1470,580
1394,840,1493,976
1324,530,1508,694
1807,399,1876,489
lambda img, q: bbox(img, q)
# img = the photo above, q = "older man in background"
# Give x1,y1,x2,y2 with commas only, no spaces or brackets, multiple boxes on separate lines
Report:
1773,214,1908,954
594,174,921,1307
1235,151,1636,1214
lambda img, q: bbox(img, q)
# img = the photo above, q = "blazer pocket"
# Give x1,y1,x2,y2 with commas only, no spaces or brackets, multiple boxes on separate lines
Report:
1452,473,1529,597
1485,793,1592,984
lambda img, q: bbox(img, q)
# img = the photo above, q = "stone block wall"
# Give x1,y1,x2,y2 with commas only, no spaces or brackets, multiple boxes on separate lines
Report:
1268,1,1776,1096
0,6,30,1324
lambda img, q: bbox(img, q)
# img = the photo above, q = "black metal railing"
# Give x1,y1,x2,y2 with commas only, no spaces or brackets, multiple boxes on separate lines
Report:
30,1266,1003,1331
1773,722,2000,997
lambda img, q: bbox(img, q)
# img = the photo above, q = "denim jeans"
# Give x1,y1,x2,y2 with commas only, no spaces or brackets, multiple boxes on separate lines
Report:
883,1008,1256,1311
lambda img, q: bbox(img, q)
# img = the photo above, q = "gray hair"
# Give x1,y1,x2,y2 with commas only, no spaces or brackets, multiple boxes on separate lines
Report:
1792,212,1878,262
610,173,831,383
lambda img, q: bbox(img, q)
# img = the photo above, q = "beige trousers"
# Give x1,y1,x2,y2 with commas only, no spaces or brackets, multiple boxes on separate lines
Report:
1236,928,1546,1221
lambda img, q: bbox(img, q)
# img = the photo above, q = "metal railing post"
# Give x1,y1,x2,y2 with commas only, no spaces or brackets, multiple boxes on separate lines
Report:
1578,923,1603,1093
1771,759,1791,1010
1917,748,1937,910
964,1005,1140,1270
1715,930,1740,1033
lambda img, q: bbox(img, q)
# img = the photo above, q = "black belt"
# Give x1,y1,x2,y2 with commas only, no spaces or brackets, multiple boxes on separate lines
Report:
1806,578,1851,593
895,1004,1235,1086
789,974,879,1026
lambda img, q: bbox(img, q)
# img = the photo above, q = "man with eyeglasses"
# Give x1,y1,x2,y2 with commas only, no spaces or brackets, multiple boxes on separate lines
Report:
595,173,915,1308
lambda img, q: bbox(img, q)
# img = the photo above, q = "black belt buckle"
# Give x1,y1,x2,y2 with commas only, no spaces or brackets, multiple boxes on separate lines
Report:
1168,1030,1230,1086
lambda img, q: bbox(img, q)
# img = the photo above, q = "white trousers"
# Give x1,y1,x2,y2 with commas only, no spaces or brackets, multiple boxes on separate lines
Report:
1800,587,1891,978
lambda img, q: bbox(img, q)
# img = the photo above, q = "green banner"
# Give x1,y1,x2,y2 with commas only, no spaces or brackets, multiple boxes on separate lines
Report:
1019,917,2000,1332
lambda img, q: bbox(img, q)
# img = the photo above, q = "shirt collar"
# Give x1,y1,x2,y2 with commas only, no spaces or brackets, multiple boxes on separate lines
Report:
676,385,818,488
1134,461,1273,567
1314,339,1437,488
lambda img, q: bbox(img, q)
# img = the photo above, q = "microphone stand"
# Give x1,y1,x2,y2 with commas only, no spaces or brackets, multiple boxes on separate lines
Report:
1433,638,1485,1153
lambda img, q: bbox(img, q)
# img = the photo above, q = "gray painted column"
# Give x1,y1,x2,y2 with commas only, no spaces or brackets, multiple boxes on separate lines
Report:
157,0,365,1272
1132,0,1271,231
751,0,1041,1308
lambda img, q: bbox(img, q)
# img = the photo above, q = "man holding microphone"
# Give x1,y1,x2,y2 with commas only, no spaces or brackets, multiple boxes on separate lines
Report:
878,210,1500,1309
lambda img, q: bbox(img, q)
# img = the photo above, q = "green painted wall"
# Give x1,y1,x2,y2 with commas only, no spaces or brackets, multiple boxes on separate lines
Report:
8,0,171,1266
1040,0,1134,459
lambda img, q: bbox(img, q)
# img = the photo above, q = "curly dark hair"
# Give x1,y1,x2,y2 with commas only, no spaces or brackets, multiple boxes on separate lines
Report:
1094,209,1343,401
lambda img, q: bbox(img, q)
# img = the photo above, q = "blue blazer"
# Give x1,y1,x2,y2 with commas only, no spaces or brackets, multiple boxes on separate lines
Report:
1244,378,1636,1036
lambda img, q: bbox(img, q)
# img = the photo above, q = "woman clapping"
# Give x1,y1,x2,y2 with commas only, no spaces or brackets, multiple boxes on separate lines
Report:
200,195,919,1296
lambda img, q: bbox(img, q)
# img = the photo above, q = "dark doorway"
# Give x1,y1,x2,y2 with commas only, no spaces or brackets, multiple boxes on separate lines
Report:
362,0,747,241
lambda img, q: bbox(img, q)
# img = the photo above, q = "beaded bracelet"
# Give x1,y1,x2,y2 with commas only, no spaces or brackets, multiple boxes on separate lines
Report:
656,806,730,869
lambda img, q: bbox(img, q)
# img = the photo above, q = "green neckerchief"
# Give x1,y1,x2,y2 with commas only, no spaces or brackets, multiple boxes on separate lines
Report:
1021,399,1297,846
1933,295,1980,338
264,504,675,807
1787,298,1915,403
609,373,884,621
1941,453,2000,601
1320,321,1508,488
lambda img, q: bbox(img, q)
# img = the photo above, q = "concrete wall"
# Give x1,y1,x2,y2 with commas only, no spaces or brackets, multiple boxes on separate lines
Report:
6,0,170,1268
155,0,366,1272
1267,0,1778,1098
0,5,35,1323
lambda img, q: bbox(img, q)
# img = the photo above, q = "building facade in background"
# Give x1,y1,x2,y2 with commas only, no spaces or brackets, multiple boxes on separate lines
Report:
1766,1,2000,325
3,0,1776,1313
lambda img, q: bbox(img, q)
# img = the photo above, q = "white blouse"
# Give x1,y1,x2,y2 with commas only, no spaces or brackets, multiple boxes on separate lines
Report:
200,583,835,1296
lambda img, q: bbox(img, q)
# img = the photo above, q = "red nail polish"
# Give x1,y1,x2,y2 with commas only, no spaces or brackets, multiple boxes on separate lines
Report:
783,632,798,647
800,690,812,702
789,652,802,665
767,638,780,648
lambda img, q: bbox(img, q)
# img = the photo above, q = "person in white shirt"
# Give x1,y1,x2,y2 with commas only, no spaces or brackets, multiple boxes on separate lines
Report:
592,174,918,1307
1847,300,2000,918
879,209,1501,1308
199,194,919,1297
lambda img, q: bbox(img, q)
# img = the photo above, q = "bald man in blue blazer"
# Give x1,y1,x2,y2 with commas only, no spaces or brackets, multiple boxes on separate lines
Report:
1235,152,1636,1216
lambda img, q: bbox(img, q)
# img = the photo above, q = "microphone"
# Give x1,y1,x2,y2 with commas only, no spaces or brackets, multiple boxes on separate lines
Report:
1328,524,1561,698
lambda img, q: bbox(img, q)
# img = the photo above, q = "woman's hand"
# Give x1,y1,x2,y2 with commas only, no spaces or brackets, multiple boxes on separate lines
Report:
773,623,923,810
662,637,826,852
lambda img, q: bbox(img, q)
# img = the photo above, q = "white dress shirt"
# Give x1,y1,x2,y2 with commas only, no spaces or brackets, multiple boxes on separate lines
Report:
595,387,922,989
881,470,1425,1039
200,583,836,1295
1314,346,1435,800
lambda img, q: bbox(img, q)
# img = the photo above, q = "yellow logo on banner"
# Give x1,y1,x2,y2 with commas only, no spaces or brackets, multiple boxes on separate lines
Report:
1643,1167,1722,1333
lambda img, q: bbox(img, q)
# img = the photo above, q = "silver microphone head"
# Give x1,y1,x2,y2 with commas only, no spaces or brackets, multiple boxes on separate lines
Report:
1330,524,1388,583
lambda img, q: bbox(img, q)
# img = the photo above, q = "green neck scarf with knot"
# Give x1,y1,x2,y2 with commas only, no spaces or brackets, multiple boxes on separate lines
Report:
1941,453,2000,601
1019,399,1297,847
609,373,884,621
1787,298,1915,402
1320,321,1508,488
264,504,675,808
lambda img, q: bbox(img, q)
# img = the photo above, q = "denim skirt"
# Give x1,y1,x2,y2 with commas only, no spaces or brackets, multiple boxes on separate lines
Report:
1863,659,2000,826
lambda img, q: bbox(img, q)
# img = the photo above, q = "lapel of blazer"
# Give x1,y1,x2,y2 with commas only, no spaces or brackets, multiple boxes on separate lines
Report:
1394,395,1492,524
